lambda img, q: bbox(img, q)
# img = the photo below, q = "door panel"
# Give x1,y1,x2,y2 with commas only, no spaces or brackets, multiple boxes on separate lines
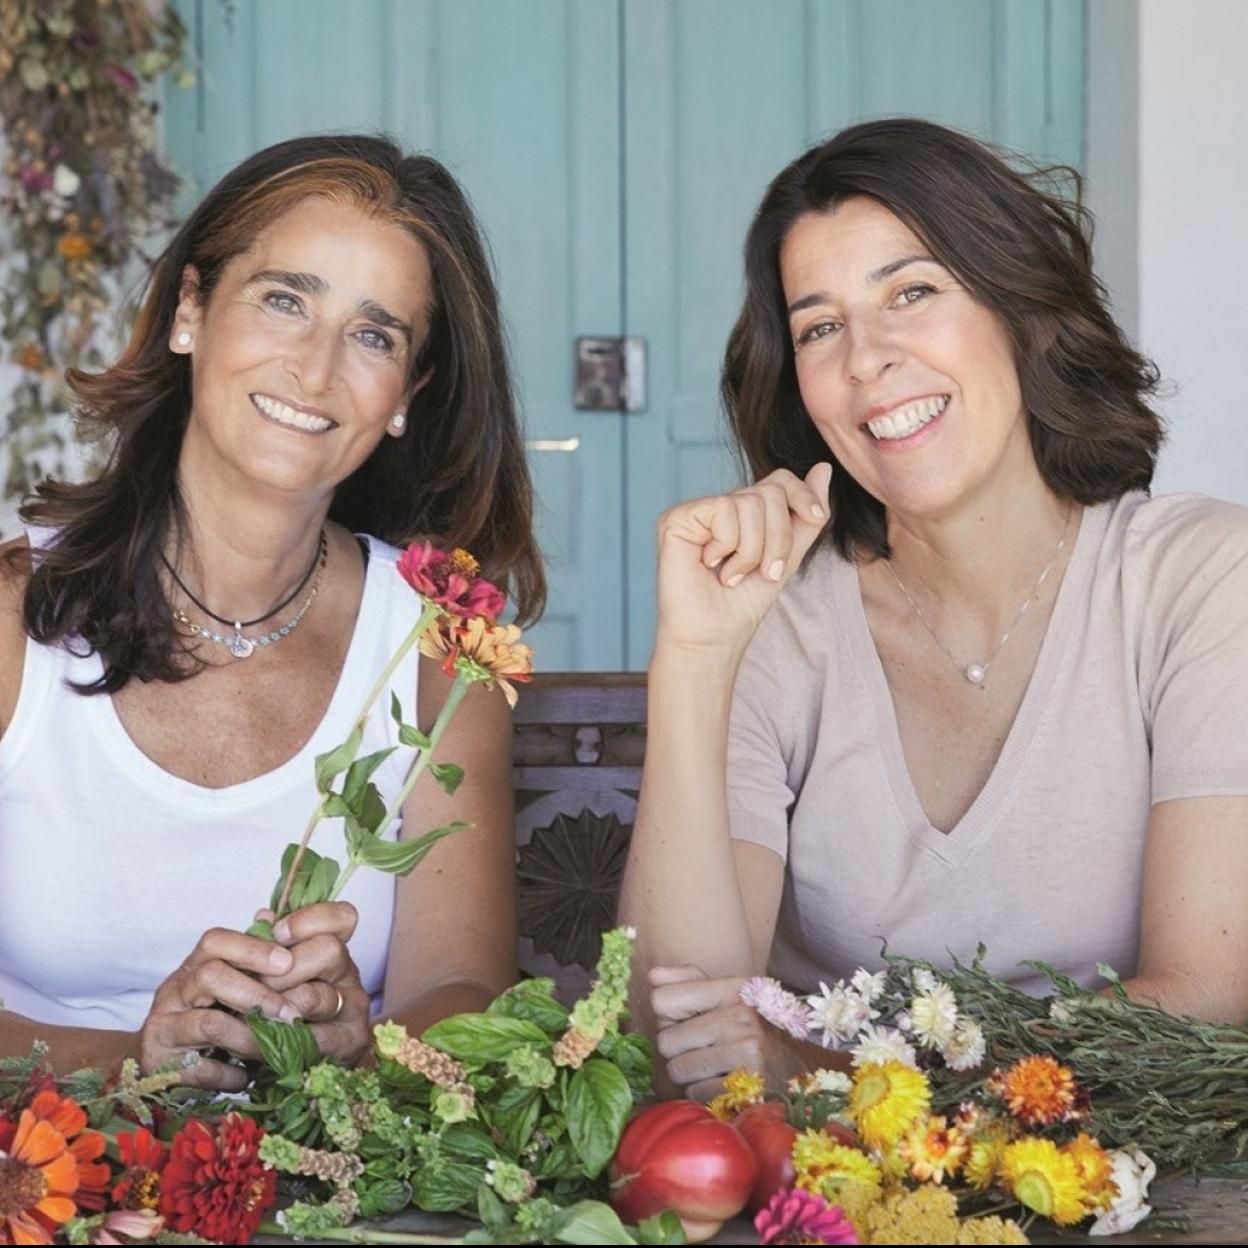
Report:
165,0,623,671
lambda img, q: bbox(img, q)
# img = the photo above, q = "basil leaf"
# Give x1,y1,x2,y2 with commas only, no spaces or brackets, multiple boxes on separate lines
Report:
248,1014,321,1087
410,1159,481,1213
487,977,570,1034
598,1031,654,1100
422,1014,549,1063
490,1085,541,1155
637,1211,687,1244
566,1059,632,1179
439,1122,498,1161
357,1178,411,1219
551,1201,636,1245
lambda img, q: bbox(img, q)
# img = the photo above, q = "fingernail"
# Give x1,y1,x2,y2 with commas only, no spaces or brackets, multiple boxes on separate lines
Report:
726,573,744,588
768,559,785,581
279,1003,301,1024
273,921,292,944
270,947,293,972
811,504,827,519
707,554,724,569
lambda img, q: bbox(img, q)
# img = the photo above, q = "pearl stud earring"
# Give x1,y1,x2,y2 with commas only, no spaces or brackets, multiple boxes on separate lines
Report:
176,332,192,348
390,412,407,433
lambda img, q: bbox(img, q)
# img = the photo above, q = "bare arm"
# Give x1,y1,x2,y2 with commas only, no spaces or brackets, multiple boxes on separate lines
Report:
380,654,517,1033
1123,795,1248,1024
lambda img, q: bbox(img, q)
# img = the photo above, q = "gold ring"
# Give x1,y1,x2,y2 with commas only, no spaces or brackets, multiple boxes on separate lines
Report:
330,986,345,1020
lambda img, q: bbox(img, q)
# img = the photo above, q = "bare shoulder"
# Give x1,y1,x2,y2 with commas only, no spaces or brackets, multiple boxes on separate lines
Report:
0,537,32,738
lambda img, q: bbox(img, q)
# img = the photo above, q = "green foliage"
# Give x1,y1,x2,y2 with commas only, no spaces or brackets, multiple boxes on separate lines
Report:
566,1061,633,1179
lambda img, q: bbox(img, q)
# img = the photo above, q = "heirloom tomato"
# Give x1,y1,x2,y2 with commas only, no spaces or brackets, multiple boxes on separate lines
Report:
732,1101,798,1214
608,1100,757,1243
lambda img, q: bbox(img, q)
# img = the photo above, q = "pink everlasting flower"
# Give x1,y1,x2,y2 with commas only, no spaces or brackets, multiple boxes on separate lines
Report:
756,1188,858,1245
93,1208,164,1244
396,541,506,621
741,976,814,1040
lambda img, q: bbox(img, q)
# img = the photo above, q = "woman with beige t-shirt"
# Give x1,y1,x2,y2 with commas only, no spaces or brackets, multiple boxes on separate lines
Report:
620,118,1248,1099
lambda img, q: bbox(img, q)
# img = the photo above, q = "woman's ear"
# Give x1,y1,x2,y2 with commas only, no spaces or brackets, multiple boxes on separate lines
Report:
409,367,434,401
169,264,205,354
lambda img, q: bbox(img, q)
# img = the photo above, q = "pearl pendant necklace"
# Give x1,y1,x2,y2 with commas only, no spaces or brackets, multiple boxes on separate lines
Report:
885,508,1073,688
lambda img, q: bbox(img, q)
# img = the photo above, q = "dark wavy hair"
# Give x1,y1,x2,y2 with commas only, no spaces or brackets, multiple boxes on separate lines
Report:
722,117,1164,561
17,133,545,693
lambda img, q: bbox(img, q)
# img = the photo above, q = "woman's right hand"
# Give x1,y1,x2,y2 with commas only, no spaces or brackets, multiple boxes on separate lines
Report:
655,463,832,654
139,928,301,1091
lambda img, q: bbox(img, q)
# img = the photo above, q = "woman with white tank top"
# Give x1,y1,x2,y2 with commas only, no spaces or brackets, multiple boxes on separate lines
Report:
0,135,545,1091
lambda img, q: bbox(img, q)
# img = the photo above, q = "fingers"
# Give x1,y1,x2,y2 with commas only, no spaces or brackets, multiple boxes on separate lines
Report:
666,1035,768,1089
176,1052,251,1094
648,964,706,986
260,903,359,993
270,901,359,947
281,978,351,1023
651,976,746,1026
304,982,372,1065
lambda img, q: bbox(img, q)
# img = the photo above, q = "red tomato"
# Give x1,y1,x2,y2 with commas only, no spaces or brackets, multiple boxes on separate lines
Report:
733,1102,798,1214
609,1101,757,1243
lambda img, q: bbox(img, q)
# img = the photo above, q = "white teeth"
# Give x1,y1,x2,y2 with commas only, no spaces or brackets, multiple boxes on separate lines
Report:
867,394,948,441
252,393,334,432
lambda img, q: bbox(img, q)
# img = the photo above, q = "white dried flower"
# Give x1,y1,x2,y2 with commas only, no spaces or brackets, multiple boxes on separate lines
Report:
851,1025,919,1070
911,967,940,994
1089,1146,1156,1236
805,981,878,1046
1049,1000,1073,1025
53,164,81,198
910,984,958,1050
941,1019,986,1071
850,968,887,1002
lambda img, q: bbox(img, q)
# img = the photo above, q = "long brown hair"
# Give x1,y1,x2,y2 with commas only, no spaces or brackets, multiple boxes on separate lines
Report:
722,117,1164,560
18,134,545,693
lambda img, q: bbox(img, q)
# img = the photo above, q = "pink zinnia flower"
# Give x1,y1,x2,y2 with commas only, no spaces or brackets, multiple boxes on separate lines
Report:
396,541,506,621
755,1188,858,1245
741,976,813,1040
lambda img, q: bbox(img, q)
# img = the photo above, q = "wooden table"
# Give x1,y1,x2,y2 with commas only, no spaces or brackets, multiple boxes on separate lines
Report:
257,1177,1247,1244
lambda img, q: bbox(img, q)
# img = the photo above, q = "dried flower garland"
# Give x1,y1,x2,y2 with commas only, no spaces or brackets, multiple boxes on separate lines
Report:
0,0,190,516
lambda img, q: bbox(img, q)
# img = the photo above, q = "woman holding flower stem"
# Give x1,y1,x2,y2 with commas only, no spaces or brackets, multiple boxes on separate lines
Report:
0,135,543,1089
620,119,1248,1099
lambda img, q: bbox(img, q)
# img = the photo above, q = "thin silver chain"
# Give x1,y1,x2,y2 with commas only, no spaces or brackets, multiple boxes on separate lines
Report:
885,508,1073,686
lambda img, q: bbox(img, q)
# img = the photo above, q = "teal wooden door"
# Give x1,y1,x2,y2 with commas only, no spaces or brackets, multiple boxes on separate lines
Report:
165,0,1085,671
165,0,625,672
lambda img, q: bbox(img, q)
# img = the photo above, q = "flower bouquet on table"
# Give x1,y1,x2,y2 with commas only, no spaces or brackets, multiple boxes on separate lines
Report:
725,949,1248,1244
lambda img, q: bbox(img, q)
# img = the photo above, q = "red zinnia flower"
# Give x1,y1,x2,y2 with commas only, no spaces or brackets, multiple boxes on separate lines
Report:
112,1128,169,1212
26,1091,109,1213
158,1115,276,1245
396,541,506,621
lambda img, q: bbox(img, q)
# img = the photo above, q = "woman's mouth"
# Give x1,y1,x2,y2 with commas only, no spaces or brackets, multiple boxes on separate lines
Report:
250,392,338,433
864,394,950,442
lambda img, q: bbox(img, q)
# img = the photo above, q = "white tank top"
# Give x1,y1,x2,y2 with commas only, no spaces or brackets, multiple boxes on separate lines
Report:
0,532,421,1031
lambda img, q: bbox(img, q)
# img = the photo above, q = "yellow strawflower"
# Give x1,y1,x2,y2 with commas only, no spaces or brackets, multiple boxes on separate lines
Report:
849,1059,931,1151
964,1130,1009,1192
1062,1132,1118,1211
1000,1137,1089,1226
792,1128,882,1194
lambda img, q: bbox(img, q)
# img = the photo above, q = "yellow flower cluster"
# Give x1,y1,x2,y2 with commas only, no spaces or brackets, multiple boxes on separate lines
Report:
707,1068,768,1121
829,1184,1029,1245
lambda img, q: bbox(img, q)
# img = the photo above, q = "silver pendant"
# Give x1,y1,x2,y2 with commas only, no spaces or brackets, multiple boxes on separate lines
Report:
228,627,255,659
965,663,986,684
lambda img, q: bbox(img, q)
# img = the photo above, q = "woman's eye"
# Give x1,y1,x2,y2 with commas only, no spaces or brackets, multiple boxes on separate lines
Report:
796,320,840,347
895,283,935,306
356,327,395,354
264,291,302,315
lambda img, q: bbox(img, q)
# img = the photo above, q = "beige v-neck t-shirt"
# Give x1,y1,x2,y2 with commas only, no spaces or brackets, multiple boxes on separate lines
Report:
727,491,1248,995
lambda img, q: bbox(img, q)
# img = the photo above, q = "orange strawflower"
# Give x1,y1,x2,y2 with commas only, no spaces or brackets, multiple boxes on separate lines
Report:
27,1090,109,1212
896,1114,970,1183
1002,1055,1078,1127
57,233,92,261
1062,1132,1118,1210
0,1109,80,1244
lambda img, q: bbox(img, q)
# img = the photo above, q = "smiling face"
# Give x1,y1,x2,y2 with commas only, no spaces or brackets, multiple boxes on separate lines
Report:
170,195,434,502
780,196,1036,523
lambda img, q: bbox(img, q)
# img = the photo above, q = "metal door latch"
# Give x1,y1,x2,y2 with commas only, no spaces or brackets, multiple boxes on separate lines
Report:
574,336,647,412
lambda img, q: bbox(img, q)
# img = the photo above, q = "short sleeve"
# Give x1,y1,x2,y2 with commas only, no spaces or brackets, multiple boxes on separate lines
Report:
726,613,795,860
1139,499,1248,802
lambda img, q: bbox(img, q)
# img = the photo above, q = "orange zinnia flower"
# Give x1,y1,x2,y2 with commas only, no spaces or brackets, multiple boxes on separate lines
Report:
27,1090,109,1212
0,1109,80,1244
1003,1055,1078,1127
420,615,534,708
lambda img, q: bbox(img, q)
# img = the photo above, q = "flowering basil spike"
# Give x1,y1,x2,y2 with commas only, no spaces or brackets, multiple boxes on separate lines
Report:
552,926,635,1069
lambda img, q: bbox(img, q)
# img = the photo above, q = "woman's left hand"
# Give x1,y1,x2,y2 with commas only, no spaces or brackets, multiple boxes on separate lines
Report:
253,902,371,1065
651,965,814,1100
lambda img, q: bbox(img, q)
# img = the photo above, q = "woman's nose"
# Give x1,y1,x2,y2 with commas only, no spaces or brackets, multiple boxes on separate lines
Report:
286,321,340,395
844,316,902,384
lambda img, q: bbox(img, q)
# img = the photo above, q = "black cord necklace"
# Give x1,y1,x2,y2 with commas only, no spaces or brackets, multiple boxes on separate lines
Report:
162,528,327,629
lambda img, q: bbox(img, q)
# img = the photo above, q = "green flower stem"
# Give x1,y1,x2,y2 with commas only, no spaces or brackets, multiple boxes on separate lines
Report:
329,674,471,901
256,1222,463,1245
276,600,441,916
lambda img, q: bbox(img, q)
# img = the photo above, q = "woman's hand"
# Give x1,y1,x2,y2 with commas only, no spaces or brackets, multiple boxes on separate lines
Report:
655,464,832,654
139,928,302,1091
650,965,817,1100
257,902,371,1067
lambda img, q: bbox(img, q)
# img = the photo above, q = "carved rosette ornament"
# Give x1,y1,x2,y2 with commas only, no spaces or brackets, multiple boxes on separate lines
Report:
516,810,631,970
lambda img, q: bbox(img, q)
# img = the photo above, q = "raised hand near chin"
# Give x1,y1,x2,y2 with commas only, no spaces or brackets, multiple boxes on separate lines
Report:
655,463,833,655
